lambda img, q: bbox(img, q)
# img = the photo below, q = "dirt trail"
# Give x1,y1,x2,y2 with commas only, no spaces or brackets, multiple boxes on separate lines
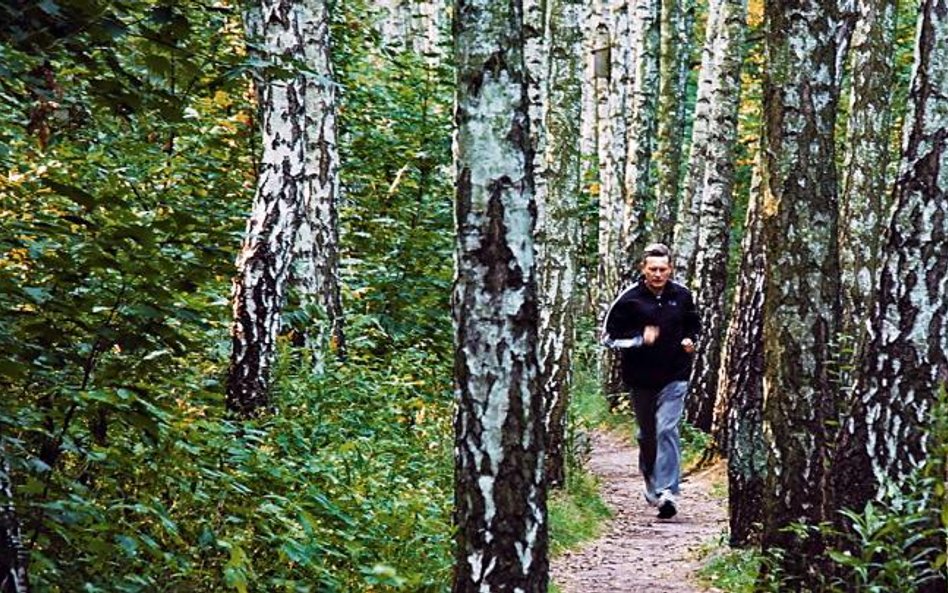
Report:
550,430,728,593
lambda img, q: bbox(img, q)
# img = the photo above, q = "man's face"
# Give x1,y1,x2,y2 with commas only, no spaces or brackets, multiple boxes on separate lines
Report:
642,255,672,292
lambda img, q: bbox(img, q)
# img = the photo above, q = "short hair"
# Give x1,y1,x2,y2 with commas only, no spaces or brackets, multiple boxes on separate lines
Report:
641,242,671,262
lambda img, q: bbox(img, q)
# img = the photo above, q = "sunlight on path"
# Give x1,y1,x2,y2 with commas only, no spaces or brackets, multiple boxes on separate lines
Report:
550,430,728,592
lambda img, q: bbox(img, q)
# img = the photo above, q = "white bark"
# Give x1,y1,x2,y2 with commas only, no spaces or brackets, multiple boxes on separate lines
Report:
686,0,747,431
620,0,660,282
228,0,308,414
832,0,948,513
838,0,898,336
293,0,345,371
539,0,584,489
1,445,29,593
673,0,724,289
452,1,547,590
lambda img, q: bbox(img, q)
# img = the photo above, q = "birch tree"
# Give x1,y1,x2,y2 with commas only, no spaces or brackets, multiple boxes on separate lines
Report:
1,446,29,593
686,0,747,431
830,0,948,523
227,0,308,415
713,164,766,546
838,0,898,336
619,0,660,283
292,0,345,371
539,0,584,489
452,1,547,590
597,1,631,401
673,0,724,288
651,0,694,244
759,0,841,581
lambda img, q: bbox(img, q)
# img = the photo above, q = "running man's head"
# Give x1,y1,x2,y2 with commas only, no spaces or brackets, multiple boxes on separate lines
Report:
640,243,672,294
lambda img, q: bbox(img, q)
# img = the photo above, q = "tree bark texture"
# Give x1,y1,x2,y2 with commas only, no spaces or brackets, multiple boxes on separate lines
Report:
838,0,898,337
452,2,548,591
376,0,450,62
597,1,630,401
293,0,345,371
830,0,948,524
651,0,694,245
685,0,747,432
713,163,766,547
1,447,29,593
619,0,660,284
673,0,724,289
228,0,308,416
539,0,584,489
759,0,841,582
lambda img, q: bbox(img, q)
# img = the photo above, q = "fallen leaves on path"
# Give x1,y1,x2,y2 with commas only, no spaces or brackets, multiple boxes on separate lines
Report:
550,430,728,593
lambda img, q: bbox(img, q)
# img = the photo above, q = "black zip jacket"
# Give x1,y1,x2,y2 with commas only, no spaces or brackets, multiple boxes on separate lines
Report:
602,280,701,390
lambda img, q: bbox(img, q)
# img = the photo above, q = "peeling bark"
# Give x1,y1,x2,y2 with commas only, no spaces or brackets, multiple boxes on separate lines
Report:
292,0,345,371
227,0,308,415
831,0,948,532
452,2,548,590
759,0,841,582
539,0,584,489
686,0,747,432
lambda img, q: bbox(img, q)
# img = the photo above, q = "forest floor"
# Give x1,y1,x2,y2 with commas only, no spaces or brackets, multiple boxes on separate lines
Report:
550,429,729,593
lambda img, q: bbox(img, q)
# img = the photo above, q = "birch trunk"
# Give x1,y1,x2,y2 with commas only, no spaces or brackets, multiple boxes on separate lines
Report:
838,0,898,336
452,1,547,590
830,0,948,527
227,0,307,415
1,446,29,593
686,0,747,432
540,0,584,489
759,0,841,582
651,0,694,244
620,0,660,283
597,1,631,402
673,0,724,288
293,0,345,371
713,162,766,547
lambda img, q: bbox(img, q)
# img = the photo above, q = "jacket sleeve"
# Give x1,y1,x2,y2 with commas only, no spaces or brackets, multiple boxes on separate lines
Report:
601,292,643,349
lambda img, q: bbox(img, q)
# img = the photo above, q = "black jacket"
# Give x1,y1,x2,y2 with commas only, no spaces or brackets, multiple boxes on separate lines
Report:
602,280,701,390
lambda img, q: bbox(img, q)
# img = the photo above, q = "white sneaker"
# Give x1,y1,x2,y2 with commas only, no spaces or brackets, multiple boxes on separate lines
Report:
657,490,677,519
643,487,659,507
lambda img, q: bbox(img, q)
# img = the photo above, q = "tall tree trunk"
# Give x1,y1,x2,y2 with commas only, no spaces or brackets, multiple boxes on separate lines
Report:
540,0,584,489
292,0,345,372
227,0,307,415
651,0,694,244
673,0,723,289
597,1,630,403
838,0,898,337
685,0,747,432
452,2,547,591
759,0,841,583
829,0,948,538
1,446,29,593
713,161,766,547
619,0,660,283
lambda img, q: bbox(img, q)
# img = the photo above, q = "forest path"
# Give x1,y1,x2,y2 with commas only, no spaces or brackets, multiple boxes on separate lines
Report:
550,430,728,592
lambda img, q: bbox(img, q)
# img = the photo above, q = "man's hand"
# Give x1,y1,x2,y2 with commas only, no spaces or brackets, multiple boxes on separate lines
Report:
643,325,659,345
681,337,695,353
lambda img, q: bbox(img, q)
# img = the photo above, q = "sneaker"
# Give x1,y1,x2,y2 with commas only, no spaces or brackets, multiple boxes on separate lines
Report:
643,487,659,507
657,491,677,519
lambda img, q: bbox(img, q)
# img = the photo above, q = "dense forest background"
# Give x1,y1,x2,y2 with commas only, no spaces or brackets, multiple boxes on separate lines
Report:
1,0,946,592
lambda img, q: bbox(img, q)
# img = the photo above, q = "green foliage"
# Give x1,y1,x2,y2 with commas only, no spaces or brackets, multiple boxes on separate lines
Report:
696,537,762,593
